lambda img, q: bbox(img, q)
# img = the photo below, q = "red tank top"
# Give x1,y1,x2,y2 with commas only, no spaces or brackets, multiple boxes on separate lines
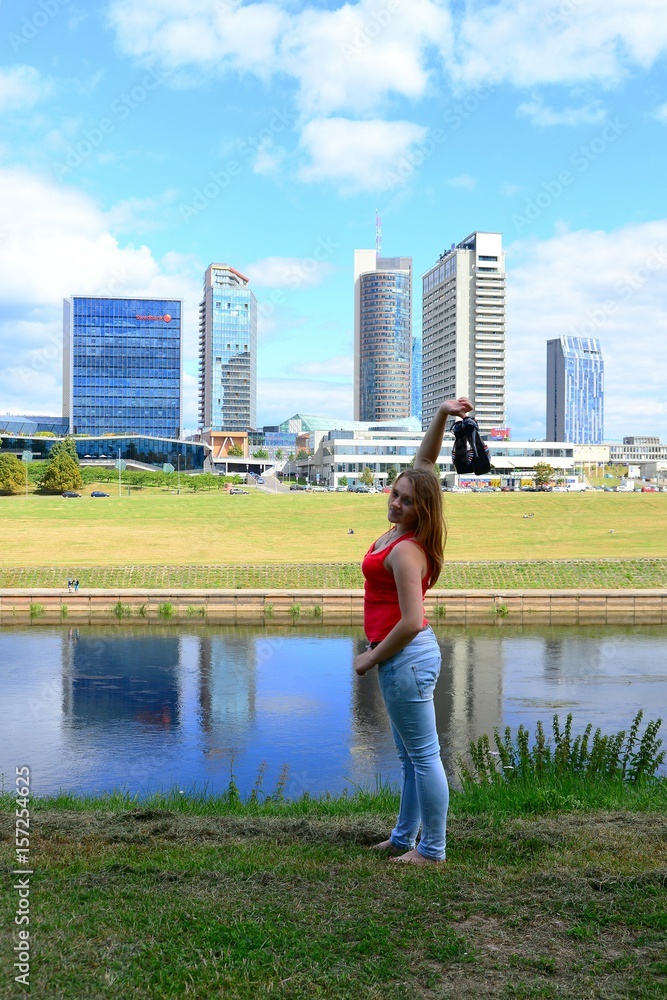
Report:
362,530,430,643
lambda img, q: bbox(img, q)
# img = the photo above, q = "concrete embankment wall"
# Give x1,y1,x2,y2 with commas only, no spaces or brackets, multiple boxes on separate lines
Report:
2,589,667,626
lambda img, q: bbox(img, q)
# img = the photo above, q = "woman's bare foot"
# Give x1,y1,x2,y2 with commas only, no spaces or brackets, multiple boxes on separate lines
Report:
369,839,404,855
388,849,445,866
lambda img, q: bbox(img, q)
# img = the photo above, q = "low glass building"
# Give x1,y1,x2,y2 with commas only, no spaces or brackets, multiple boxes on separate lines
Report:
0,434,206,471
63,296,182,438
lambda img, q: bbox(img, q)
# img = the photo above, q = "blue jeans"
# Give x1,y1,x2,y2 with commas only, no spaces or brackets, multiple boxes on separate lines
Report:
377,626,448,860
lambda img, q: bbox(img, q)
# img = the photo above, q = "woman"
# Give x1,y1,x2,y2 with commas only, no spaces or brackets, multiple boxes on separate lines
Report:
354,397,473,865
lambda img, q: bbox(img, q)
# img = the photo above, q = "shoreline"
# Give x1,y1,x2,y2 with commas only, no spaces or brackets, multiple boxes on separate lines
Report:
3,586,667,625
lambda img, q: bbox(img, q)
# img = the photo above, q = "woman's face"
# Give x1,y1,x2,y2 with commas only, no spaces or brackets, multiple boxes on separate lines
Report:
387,476,419,529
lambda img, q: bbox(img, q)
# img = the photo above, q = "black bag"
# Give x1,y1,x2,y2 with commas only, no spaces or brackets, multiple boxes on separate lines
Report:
451,416,491,476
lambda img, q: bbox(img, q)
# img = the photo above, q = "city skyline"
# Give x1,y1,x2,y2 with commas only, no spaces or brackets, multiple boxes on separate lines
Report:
1,1,667,441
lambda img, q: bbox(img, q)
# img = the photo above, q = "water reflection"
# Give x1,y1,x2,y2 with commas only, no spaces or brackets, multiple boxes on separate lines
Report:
63,632,180,728
0,624,665,798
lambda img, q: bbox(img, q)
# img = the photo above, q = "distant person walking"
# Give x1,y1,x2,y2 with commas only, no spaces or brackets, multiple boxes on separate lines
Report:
67,578,72,593
355,395,473,865
73,579,79,593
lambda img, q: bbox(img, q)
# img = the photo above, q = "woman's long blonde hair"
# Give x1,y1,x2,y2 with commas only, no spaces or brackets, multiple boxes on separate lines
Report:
394,469,446,586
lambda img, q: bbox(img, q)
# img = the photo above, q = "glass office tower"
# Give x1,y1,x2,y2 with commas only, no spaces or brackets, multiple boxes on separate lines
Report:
198,264,257,431
546,336,604,444
63,296,182,437
353,251,412,422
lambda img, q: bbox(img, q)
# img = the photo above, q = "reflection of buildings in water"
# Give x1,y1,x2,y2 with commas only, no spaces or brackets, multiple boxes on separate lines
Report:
542,633,608,680
442,635,503,751
61,632,180,727
349,632,504,781
197,636,256,757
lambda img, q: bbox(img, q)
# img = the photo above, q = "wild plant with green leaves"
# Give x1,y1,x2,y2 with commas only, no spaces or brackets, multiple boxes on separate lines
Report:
458,710,664,787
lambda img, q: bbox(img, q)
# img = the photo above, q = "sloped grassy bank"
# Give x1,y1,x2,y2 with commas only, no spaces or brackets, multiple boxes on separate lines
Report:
1,557,667,590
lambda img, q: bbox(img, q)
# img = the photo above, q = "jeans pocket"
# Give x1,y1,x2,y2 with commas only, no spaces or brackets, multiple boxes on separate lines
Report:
411,660,439,699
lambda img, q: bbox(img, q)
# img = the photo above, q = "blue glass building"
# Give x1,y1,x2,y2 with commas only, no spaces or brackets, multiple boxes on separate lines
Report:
411,336,422,422
546,336,604,444
353,252,412,422
198,264,257,431
63,296,182,438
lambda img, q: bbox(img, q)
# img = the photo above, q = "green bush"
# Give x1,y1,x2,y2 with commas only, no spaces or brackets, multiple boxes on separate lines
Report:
157,602,174,619
458,710,665,787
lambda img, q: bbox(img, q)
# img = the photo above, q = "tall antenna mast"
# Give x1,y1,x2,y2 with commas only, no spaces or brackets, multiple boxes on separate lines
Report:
375,210,382,254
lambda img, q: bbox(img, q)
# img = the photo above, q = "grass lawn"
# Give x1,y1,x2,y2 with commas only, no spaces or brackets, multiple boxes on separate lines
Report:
1,489,667,568
2,785,666,998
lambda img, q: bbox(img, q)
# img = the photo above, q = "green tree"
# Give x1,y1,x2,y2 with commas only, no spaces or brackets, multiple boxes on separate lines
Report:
252,448,269,459
339,474,348,486
49,437,79,463
0,454,27,494
296,449,308,461
228,444,244,458
288,452,295,462
40,452,83,492
386,466,397,485
275,448,283,461
534,462,555,487
360,466,374,486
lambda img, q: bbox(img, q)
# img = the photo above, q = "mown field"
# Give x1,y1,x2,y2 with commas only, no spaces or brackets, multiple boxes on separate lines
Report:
1,488,666,568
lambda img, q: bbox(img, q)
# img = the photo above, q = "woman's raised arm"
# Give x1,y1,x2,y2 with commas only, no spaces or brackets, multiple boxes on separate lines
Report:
413,398,473,473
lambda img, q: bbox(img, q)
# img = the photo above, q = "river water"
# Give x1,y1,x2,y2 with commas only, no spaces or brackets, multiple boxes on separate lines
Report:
1,624,666,798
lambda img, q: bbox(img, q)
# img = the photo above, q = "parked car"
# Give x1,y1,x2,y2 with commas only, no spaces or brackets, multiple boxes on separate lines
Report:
256,478,265,484
310,485,327,492
289,484,304,491
62,491,81,498
381,486,392,493
229,488,248,494
641,485,657,492
336,485,348,492
90,491,109,498
354,485,371,493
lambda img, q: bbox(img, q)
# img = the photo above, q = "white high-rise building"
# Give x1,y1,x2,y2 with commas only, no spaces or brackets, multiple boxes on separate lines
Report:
421,232,506,434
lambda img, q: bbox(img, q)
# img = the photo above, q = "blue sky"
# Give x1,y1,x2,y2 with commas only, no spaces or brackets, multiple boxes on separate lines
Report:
1,0,667,440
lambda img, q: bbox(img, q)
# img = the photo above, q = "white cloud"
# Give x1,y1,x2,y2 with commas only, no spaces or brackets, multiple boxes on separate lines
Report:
298,117,429,193
500,181,521,197
0,167,201,419
652,101,667,124
516,97,607,128
453,0,667,89
506,220,667,441
106,0,288,80
107,0,451,116
447,173,476,190
244,255,335,289
0,65,53,113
